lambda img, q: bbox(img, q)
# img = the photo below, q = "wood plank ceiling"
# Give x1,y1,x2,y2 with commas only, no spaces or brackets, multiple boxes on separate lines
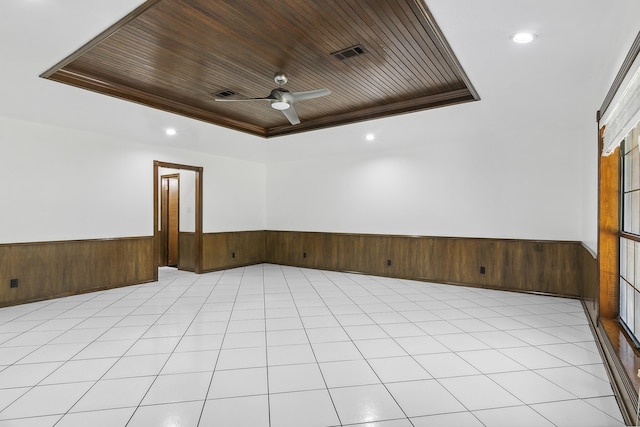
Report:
42,0,479,138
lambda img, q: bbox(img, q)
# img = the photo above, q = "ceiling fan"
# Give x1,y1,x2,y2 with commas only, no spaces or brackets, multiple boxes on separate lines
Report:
214,73,331,125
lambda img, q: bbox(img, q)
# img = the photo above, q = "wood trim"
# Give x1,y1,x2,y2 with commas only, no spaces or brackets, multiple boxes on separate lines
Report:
48,67,474,139
603,318,640,366
598,129,620,319
405,0,480,102
153,161,204,277
583,309,637,425
599,30,640,118
0,235,151,247
160,173,180,267
620,231,640,243
153,161,159,281
195,167,203,274
156,161,205,173
264,229,584,243
41,0,478,138
0,236,154,307
265,90,475,137
48,69,268,137
39,0,163,78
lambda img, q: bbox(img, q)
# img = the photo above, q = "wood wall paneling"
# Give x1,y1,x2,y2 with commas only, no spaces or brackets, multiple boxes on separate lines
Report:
416,237,493,287
1,230,586,307
502,240,580,295
201,231,266,272
0,237,154,307
178,232,195,272
265,231,582,297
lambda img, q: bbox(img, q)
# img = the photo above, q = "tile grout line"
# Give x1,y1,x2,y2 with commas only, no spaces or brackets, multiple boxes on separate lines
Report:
127,269,225,426
0,265,627,426
277,264,344,426
195,266,246,427
262,264,273,427
66,271,194,426
0,279,171,422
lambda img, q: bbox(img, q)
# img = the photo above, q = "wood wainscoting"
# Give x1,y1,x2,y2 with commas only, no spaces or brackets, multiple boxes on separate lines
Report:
180,231,266,273
0,237,154,307
0,230,591,309
178,232,196,272
265,231,585,297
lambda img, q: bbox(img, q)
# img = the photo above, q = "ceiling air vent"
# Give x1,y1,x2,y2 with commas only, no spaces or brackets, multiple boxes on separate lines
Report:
331,44,367,61
214,89,236,98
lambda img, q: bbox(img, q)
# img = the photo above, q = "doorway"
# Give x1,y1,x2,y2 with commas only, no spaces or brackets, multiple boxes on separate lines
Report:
153,161,203,281
159,174,180,267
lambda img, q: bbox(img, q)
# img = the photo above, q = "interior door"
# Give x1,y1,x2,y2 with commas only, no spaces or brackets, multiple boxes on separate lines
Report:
160,174,180,267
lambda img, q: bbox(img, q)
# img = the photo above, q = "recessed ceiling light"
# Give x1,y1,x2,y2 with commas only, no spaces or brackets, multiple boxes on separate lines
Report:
165,128,177,136
511,32,536,44
365,133,375,141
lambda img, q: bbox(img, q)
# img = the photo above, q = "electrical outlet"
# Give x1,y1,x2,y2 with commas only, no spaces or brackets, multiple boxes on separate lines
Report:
386,259,392,266
10,279,18,288
303,252,307,258
232,252,235,258
480,266,486,274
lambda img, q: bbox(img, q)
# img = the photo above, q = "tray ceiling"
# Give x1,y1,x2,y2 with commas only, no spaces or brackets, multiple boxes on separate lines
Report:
42,0,479,138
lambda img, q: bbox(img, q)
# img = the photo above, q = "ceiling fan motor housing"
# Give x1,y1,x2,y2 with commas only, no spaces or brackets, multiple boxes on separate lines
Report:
274,73,288,86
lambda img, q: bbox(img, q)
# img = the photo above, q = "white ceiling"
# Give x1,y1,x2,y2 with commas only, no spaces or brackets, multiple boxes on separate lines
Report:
2,0,640,163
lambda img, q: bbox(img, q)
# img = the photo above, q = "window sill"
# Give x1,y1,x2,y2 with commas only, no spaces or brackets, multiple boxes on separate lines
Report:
601,318,640,391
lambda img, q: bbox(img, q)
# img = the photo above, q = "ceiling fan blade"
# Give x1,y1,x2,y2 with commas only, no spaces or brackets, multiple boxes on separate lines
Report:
281,104,300,125
213,97,272,102
289,88,331,102
212,81,325,126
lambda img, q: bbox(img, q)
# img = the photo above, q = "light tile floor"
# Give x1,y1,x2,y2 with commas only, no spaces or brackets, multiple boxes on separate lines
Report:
0,264,625,427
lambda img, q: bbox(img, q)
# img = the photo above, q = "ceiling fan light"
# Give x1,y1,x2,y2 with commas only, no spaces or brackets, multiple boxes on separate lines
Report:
271,101,290,110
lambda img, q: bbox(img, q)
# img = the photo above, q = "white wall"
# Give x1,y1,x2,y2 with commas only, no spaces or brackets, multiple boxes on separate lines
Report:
3,0,639,250
264,1,640,247
0,116,266,244
265,99,585,241
580,131,599,254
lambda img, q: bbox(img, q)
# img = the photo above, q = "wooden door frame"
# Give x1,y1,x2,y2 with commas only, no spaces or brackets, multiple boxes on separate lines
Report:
153,161,203,280
160,173,180,267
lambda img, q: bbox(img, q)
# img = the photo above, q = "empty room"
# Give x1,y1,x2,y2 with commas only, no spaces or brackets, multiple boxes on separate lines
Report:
2,0,640,426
